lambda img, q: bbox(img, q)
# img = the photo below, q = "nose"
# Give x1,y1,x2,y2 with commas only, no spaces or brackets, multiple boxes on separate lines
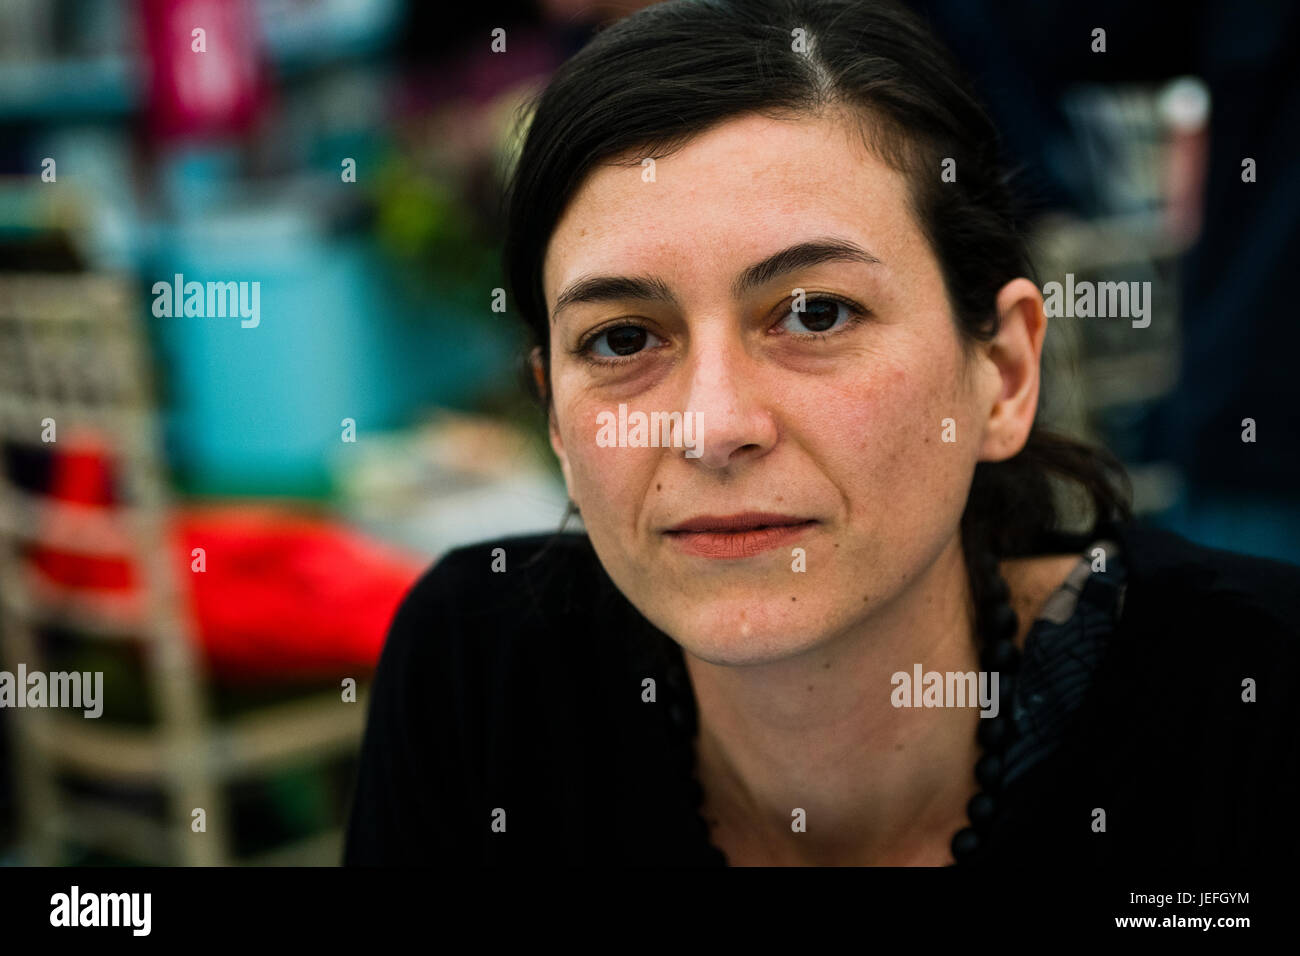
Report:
680,331,778,470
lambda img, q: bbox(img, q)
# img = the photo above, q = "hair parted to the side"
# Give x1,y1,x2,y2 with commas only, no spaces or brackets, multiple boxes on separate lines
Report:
500,0,1132,574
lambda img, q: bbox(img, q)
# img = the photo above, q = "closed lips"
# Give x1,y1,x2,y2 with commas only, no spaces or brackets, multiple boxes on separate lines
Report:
665,513,816,533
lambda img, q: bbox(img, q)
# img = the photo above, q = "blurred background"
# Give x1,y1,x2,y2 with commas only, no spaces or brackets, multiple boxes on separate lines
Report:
0,0,1295,865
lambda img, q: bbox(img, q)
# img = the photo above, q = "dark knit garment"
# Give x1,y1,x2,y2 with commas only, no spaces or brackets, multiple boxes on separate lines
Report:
344,521,1298,866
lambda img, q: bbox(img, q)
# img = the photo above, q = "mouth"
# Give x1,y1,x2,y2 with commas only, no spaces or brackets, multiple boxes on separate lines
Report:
662,512,819,559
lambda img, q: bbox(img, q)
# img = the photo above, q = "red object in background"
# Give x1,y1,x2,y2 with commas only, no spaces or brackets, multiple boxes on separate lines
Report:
25,438,136,590
175,508,426,681
139,0,268,139
25,432,427,682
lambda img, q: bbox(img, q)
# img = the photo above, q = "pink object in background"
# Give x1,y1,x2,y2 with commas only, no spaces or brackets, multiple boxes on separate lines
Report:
139,0,268,139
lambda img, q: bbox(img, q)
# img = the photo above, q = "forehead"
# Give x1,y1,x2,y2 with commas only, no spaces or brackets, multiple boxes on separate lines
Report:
542,111,923,309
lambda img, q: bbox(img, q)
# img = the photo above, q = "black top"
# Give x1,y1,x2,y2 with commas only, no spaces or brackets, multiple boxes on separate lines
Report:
343,521,1299,866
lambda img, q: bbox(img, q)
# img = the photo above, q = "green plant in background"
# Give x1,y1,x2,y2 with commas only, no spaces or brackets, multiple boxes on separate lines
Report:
371,150,500,314
361,103,559,465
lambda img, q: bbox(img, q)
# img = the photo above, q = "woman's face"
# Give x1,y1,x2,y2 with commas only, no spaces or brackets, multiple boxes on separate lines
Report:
541,110,1012,664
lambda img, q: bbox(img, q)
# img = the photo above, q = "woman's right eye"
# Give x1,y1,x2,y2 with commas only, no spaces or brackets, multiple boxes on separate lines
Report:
585,324,664,359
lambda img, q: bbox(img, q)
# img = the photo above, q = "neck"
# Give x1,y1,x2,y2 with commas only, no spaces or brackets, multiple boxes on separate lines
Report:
683,532,985,865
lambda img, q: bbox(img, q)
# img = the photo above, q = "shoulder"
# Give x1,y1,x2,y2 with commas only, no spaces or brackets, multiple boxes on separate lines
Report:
1044,522,1298,783
345,531,639,864
391,531,603,633
1005,523,1300,863
1090,521,1299,752
405,531,603,611
355,532,691,864
1115,521,1300,644
379,530,666,697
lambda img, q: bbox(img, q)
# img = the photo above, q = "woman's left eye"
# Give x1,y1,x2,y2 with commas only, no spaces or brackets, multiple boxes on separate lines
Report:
775,297,860,336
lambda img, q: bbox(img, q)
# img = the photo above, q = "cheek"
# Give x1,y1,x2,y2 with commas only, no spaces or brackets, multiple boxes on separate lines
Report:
814,340,976,530
557,395,650,518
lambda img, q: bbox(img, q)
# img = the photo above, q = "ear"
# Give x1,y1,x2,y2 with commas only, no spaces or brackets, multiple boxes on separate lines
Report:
977,277,1046,463
531,346,577,499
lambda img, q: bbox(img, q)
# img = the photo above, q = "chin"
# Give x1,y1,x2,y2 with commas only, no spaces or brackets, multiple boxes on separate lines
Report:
651,594,838,666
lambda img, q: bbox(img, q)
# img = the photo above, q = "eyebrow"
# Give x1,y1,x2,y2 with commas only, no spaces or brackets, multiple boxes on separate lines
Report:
550,236,881,323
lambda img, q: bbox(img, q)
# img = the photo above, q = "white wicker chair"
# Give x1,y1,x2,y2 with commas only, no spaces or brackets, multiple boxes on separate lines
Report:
0,272,365,865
